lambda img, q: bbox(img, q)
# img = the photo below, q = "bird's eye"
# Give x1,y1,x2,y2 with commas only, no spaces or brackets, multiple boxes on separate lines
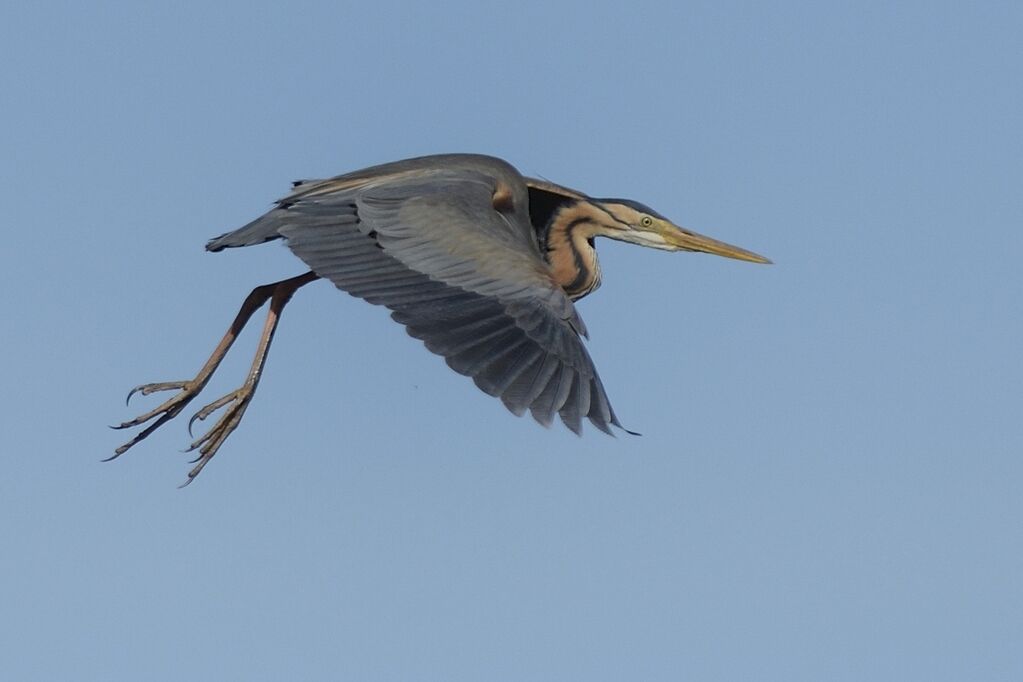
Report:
640,216,653,227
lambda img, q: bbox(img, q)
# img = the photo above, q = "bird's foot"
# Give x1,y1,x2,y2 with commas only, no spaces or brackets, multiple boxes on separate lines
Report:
179,385,255,486
108,380,204,460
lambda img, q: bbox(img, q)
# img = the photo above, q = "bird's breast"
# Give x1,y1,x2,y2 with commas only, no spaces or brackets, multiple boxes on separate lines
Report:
546,227,601,301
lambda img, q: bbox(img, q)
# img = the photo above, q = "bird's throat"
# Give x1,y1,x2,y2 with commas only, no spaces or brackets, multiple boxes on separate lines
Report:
543,207,602,301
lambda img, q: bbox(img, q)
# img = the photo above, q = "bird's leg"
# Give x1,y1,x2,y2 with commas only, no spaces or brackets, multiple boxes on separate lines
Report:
111,271,319,472
179,271,318,485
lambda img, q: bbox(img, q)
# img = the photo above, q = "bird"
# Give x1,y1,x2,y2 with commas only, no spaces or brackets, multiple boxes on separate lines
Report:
111,153,770,484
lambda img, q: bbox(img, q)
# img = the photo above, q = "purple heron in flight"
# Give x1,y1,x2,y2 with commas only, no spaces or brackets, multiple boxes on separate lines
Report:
111,154,769,484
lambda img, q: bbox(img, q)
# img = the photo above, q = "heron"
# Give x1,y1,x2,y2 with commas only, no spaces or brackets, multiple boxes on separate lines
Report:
111,153,770,483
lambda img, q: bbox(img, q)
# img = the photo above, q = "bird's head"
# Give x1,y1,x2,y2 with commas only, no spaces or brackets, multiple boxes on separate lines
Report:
589,198,771,264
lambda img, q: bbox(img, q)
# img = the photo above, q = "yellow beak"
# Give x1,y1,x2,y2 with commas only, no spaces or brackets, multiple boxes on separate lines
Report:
663,224,772,264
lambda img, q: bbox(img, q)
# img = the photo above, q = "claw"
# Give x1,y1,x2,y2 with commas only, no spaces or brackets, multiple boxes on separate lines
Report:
110,418,142,431
184,433,206,453
187,413,201,438
187,391,237,437
185,425,215,453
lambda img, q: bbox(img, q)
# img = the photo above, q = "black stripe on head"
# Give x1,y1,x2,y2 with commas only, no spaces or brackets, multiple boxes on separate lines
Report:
594,198,668,220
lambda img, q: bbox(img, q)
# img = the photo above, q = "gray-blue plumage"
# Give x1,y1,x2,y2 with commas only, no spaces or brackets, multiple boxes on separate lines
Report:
207,154,621,434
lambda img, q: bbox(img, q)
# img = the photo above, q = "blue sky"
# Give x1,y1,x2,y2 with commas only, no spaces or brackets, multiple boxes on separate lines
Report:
2,2,1021,680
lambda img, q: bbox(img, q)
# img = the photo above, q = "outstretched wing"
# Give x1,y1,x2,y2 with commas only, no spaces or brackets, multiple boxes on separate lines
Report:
207,155,625,434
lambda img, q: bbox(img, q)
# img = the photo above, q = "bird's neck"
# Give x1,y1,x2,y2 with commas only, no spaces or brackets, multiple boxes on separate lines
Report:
541,202,603,301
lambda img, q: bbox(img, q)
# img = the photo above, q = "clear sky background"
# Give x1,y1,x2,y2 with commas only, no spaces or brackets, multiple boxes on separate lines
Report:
2,2,1021,680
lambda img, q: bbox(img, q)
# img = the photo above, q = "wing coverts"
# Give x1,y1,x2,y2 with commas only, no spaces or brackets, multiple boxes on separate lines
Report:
207,155,623,433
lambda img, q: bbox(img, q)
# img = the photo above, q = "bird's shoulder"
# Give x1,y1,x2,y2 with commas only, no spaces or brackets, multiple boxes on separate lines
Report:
282,153,526,207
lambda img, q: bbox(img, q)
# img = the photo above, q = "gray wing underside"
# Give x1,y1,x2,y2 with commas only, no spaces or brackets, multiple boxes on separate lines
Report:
207,169,624,434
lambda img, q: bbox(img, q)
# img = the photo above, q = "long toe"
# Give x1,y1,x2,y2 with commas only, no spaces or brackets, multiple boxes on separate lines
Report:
125,380,190,406
177,385,255,482
110,380,203,455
